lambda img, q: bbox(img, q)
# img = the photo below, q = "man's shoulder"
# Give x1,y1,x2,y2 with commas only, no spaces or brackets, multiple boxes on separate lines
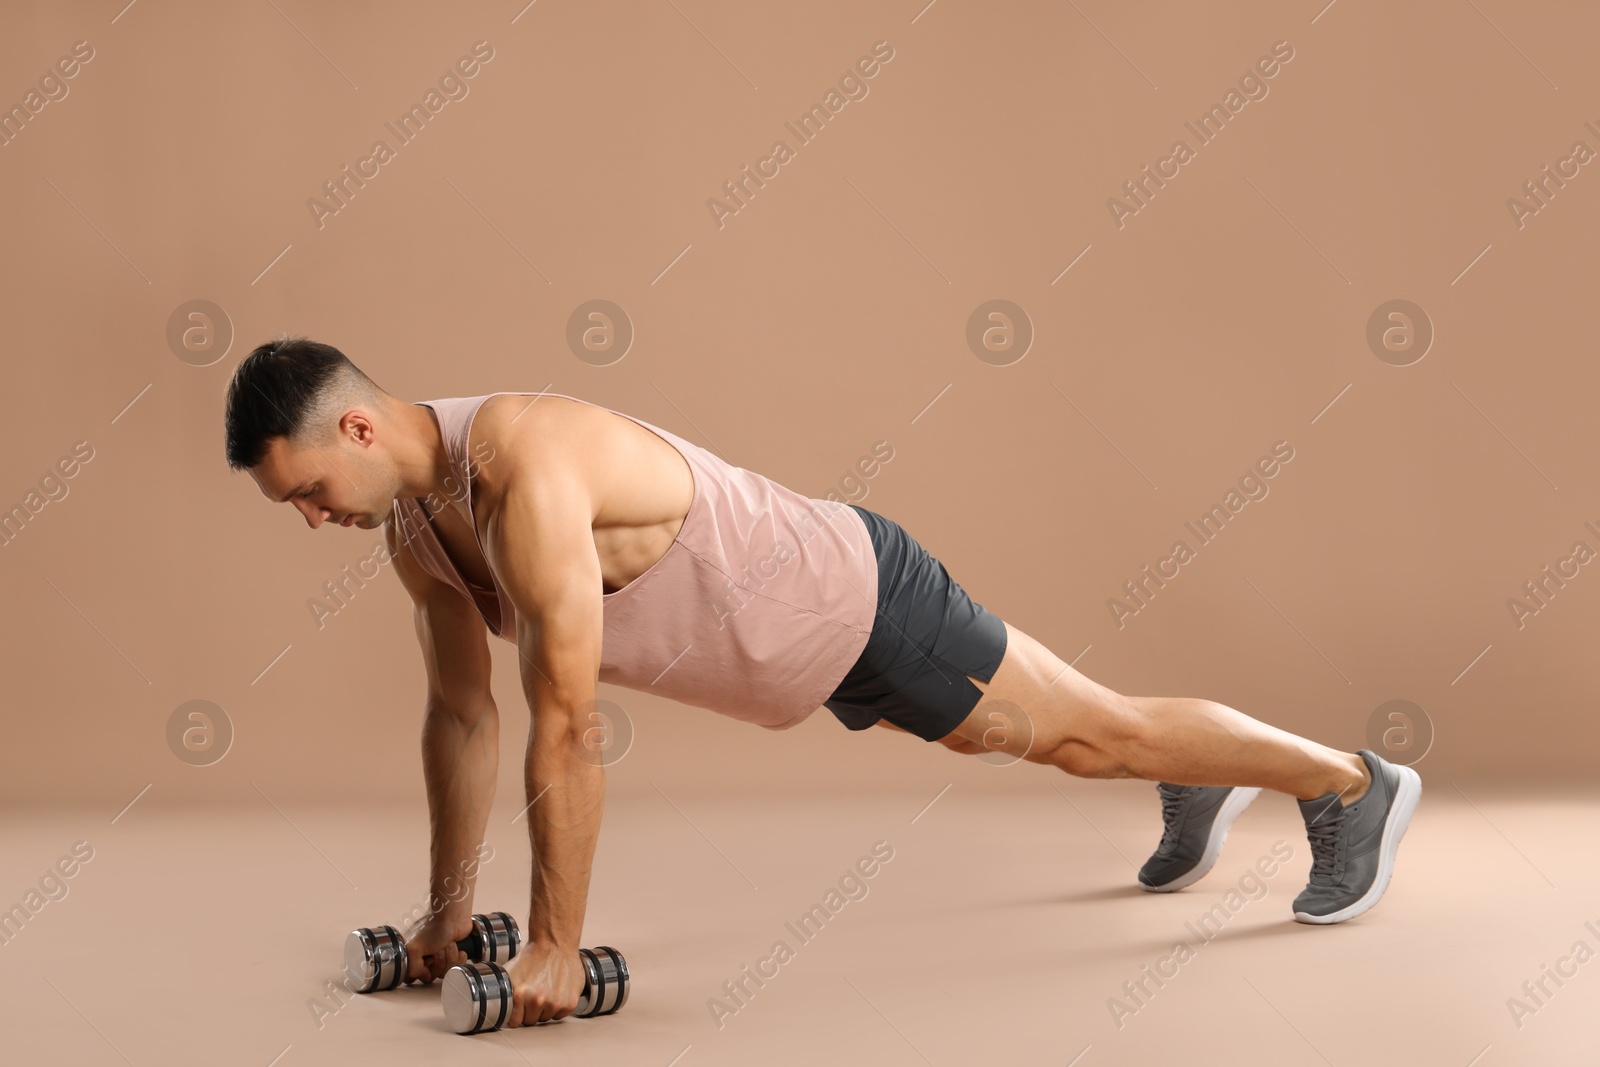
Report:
469,394,609,507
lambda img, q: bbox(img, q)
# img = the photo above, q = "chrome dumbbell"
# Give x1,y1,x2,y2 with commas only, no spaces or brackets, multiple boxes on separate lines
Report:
345,911,521,993
442,945,629,1034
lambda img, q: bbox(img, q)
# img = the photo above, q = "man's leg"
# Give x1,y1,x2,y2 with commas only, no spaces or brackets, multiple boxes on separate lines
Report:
940,620,1371,803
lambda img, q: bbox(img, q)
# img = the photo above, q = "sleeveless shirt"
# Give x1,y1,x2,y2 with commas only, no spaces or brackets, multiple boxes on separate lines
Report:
388,392,878,730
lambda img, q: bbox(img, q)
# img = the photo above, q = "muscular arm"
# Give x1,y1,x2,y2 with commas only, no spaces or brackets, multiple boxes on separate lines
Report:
389,517,499,930
483,464,606,955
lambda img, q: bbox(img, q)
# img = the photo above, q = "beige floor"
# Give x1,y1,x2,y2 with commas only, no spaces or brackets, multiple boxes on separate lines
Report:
3,780,1596,1066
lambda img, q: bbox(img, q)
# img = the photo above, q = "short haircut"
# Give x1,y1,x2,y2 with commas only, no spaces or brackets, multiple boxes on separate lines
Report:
223,336,385,470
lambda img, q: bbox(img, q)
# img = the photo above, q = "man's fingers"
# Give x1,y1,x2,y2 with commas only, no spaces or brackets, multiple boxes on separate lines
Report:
409,944,459,985
511,989,546,1027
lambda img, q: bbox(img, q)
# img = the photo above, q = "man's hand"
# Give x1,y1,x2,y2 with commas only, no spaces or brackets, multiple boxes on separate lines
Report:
504,940,587,1026
402,913,475,985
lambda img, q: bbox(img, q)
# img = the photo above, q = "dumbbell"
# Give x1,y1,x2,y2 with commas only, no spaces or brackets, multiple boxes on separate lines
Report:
442,945,629,1034
344,912,520,993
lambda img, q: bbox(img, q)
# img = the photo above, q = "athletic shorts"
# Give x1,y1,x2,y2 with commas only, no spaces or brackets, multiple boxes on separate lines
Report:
824,504,1009,742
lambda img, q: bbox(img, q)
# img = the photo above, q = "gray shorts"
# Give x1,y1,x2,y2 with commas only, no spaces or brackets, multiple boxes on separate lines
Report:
824,505,1008,742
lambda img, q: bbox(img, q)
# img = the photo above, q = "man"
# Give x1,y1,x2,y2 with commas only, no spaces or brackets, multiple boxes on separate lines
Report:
226,337,1422,1027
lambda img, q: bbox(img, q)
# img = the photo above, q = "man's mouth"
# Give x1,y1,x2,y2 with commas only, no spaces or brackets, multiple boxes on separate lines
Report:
341,515,355,527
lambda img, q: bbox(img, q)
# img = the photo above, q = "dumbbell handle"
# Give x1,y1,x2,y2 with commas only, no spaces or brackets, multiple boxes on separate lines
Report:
346,911,521,993
443,945,629,1034
451,921,497,959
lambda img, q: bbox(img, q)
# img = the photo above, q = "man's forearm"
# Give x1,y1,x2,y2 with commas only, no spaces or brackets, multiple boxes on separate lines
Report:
421,700,499,923
525,709,605,950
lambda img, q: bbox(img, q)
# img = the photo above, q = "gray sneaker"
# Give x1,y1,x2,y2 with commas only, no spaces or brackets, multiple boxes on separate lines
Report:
1138,782,1262,892
1293,748,1422,924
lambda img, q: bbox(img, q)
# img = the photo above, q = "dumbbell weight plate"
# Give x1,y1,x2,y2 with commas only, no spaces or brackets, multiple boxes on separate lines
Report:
443,961,511,1034
461,911,520,963
345,925,406,993
575,946,630,1016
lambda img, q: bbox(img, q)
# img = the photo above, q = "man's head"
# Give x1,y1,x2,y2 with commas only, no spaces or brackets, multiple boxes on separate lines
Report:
225,335,404,530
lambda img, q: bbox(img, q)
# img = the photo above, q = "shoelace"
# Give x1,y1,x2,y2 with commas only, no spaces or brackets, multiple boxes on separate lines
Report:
1305,809,1348,882
1156,784,1190,853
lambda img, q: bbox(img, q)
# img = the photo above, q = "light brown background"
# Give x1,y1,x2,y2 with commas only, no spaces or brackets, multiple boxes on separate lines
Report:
5,3,1599,1065
3,0,1594,806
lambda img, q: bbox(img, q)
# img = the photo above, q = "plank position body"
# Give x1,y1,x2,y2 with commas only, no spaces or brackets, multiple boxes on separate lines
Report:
227,339,1421,1027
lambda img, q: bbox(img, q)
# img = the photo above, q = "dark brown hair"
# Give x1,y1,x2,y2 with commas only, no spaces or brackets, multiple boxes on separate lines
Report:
223,336,382,470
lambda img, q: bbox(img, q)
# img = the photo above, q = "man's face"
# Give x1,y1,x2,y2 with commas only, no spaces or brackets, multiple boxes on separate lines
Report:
250,415,395,531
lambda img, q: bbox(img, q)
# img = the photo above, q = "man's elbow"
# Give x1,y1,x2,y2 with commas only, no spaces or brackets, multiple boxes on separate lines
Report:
529,692,592,735
426,693,497,727
527,688,612,766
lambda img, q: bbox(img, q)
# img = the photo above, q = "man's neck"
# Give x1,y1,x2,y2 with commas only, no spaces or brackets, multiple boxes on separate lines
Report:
393,401,459,509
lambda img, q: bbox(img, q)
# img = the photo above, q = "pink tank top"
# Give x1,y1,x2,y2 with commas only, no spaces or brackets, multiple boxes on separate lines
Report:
389,392,878,730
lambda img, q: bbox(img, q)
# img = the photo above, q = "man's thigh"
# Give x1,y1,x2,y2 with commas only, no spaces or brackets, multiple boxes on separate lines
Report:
942,621,1133,760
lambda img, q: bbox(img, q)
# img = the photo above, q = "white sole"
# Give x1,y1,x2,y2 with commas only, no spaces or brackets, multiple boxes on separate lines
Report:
1293,763,1422,924
1140,786,1263,893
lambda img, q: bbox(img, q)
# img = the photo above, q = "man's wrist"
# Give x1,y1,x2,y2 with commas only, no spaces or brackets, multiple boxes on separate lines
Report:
427,890,476,925
526,907,581,952
527,932,580,954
